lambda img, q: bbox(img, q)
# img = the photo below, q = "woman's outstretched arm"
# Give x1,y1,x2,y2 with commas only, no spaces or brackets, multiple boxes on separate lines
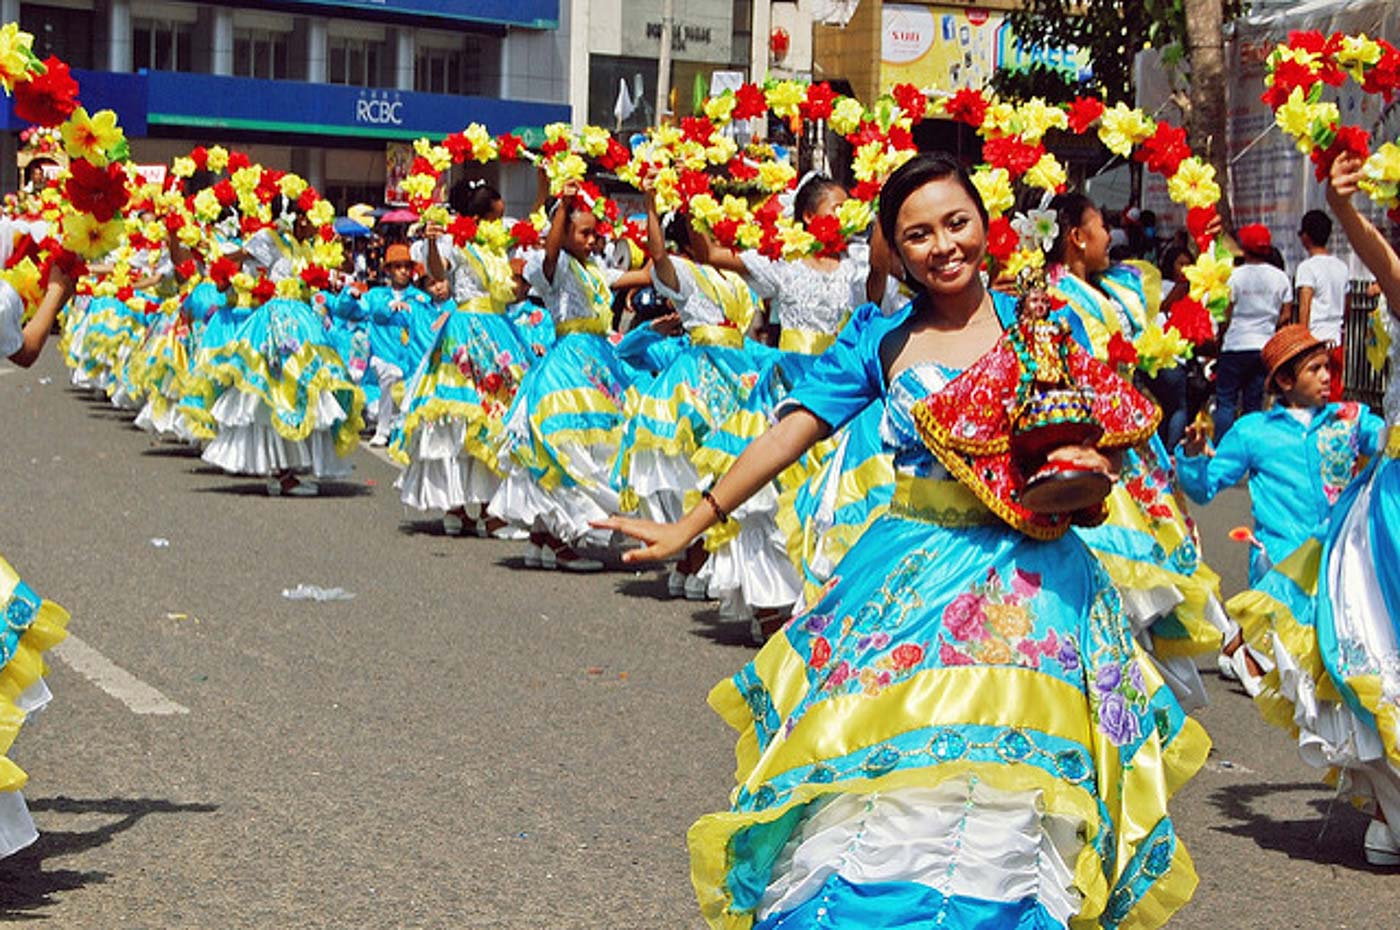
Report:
593,408,829,562
1327,153,1400,316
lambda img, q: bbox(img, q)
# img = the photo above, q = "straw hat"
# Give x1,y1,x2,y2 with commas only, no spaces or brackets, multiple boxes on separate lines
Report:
382,243,414,267
1261,324,1330,389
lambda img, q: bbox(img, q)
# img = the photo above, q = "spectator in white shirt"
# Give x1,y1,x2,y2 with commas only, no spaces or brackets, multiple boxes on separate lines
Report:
1215,223,1294,438
1294,209,1351,401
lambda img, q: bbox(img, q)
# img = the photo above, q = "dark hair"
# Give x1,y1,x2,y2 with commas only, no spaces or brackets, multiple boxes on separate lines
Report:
450,179,503,219
1047,193,1098,264
1159,244,1190,279
877,151,987,251
1300,209,1332,248
793,174,845,224
663,211,692,253
1273,343,1329,390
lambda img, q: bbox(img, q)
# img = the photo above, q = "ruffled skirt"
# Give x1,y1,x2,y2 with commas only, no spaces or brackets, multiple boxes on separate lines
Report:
0,557,71,859
489,331,630,545
692,506,1207,929
391,309,531,512
179,306,253,441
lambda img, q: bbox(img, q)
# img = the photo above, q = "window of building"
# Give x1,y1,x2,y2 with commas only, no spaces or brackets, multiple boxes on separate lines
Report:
133,18,194,73
20,4,95,70
234,27,290,80
328,35,386,87
415,44,464,95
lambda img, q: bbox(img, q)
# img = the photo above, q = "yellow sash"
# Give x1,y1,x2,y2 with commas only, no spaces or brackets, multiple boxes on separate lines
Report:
779,328,837,354
682,258,757,332
689,325,744,348
556,316,609,336
1387,425,1400,459
568,256,614,332
457,244,512,311
890,473,999,527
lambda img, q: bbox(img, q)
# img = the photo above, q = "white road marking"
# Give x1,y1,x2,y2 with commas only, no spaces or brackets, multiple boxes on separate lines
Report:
52,634,190,716
0,367,16,377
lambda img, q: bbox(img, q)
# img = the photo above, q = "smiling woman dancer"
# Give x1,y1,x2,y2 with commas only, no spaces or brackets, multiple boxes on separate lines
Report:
597,153,1207,930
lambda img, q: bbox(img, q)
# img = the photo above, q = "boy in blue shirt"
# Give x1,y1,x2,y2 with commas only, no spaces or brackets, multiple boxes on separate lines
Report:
1177,324,1385,689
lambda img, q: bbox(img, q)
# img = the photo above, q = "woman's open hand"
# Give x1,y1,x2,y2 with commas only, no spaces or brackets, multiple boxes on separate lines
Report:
591,514,694,563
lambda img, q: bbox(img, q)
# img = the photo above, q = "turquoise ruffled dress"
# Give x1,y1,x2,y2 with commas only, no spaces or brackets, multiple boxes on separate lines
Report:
690,297,1207,930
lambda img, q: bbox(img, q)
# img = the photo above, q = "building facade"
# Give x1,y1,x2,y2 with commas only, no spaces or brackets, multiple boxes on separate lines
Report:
1,0,572,208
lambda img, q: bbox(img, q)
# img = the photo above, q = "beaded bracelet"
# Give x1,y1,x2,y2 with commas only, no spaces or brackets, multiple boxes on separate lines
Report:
701,490,730,524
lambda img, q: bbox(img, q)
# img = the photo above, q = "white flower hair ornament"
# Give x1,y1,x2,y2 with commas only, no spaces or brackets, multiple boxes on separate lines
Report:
1011,208,1059,255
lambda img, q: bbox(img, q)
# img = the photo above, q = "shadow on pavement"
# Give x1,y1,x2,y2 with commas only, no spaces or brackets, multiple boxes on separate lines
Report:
189,481,373,498
613,575,671,600
139,444,203,458
687,607,759,649
1208,780,1380,868
0,796,218,919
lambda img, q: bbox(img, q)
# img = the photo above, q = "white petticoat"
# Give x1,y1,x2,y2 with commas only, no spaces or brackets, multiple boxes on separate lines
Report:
490,443,620,547
0,790,37,859
706,486,803,612
202,388,352,478
758,777,1084,925
134,397,196,443
396,419,501,512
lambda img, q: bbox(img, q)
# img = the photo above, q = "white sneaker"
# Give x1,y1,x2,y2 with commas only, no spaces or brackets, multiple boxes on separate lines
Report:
442,512,466,536
369,434,389,447
1365,819,1400,866
667,569,686,598
684,574,709,601
1228,647,1264,697
1217,653,1239,682
523,542,545,568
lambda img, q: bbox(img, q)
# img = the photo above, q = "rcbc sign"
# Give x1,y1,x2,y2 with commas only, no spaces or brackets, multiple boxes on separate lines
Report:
355,92,404,126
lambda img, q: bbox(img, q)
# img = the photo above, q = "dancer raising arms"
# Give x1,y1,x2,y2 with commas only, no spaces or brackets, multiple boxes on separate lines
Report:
597,153,1206,930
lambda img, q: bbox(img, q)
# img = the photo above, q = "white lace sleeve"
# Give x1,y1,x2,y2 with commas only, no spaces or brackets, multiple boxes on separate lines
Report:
739,251,785,300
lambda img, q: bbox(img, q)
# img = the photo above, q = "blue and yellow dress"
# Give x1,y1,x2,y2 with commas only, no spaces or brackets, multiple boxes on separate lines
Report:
489,251,632,546
392,239,534,515
177,281,239,441
132,297,198,442
691,297,1207,929
1231,307,1400,825
1051,264,1230,707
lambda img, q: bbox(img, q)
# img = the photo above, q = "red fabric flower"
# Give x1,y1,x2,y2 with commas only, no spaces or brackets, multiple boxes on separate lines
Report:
14,56,79,127
732,83,768,120
982,136,1045,177
681,116,717,144
251,275,276,303
758,224,784,260
226,151,251,172
709,218,740,249
540,137,569,158
726,156,758,182
892,83,928,125
1106,332,1139,369
800,82,836,121
850,179,881,202
163,212,186,233
189,146,209,170
986,216,1019,263
887,124,915,151
497,133,525,161
448,214,479,245
808,213,844,257
846,120,883,149
1066,97,1105,134
175,259,198,280
211,180,237,207
809,636,832,670
890,643,924,671
1362,40,1400,102
480,372,503,393
1262,58,1322,108
945,88,989,127
1309,125,1371,182
297,189,319,214
1166,297,1214,345
599,137,631,171
300,264,330,291
676,169,711,201
208,256,239,288
64,158,130,222
443,132,473,163
509,219,540,248
1134,122,1190,177
1186,206,1217,252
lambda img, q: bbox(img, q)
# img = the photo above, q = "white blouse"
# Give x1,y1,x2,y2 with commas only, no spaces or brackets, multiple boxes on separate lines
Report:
741,251,869,334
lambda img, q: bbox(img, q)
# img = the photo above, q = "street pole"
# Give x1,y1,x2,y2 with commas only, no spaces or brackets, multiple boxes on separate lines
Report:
656,0,674,123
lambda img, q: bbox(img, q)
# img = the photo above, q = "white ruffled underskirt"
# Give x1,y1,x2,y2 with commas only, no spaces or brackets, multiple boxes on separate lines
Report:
706,486,803,612
134,397,196,443
759,777,1084,925
626,449,694,524
396,419,501,512
0,790,37,860
201,388,352,478
490,443,620,547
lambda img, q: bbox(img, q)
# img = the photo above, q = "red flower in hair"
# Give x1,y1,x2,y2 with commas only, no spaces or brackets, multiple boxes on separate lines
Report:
64,158,130,222
892,83,928,125
509,219,540,248
944,88,989,127
800,82,836,121
1066,97,1105,134
1106,332,1139,369
732,83,768,121
986,216,1019,263
497,133,525,161
14,56,79,127
448,214,479,245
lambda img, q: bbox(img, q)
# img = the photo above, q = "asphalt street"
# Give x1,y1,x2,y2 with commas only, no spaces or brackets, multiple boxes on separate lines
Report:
0,351,1393,929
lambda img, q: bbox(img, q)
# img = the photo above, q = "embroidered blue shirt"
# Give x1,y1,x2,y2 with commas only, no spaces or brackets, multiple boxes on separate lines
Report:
1176,402,1385,582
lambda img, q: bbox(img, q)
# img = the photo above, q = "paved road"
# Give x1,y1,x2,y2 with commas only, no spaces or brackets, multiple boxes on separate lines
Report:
0,353,1390,929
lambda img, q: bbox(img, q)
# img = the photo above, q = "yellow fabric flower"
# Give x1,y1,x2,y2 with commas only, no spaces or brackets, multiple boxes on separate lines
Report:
305,199,334,228
400,173,438,203
2,257,42,310
1135,323,1192,376
1274,86,1338,154
1098,103,1155,157
829,97,866,136
171,156,197,179
766,81,805,119
191,188,222,223
688,194,722,229
1359,143,1400,208
278,174,308,202
311,238,345,270
275,277,305,300
735,223,763,250
705,135,738,166
545,153,587,193
1166,157,1222,209
721,194,750,221
777,219,816,258
851,140,890,183
676,140,708,172
544,122,572,143
836,197,873,236
580,125,611,158
1337,33,1383,79
476,218,513,253
980,101,1017,138
230,165,262,197
704,93,737,125
1185,250,1233,305
61,107,126,167
413,138,452,172
0,23,36,93
1024,153,1067,193
420,204,450,226
177,223,204,248
652,167,681,215
758,160,796,192
62,213,124,259
970,167,1014,218
1016,98,1068,144
1002,247,1045,281
205,145,229,173
462,123,497,163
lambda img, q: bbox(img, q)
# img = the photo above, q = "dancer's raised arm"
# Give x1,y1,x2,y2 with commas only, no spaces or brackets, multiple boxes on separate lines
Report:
1327,152,1400,314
